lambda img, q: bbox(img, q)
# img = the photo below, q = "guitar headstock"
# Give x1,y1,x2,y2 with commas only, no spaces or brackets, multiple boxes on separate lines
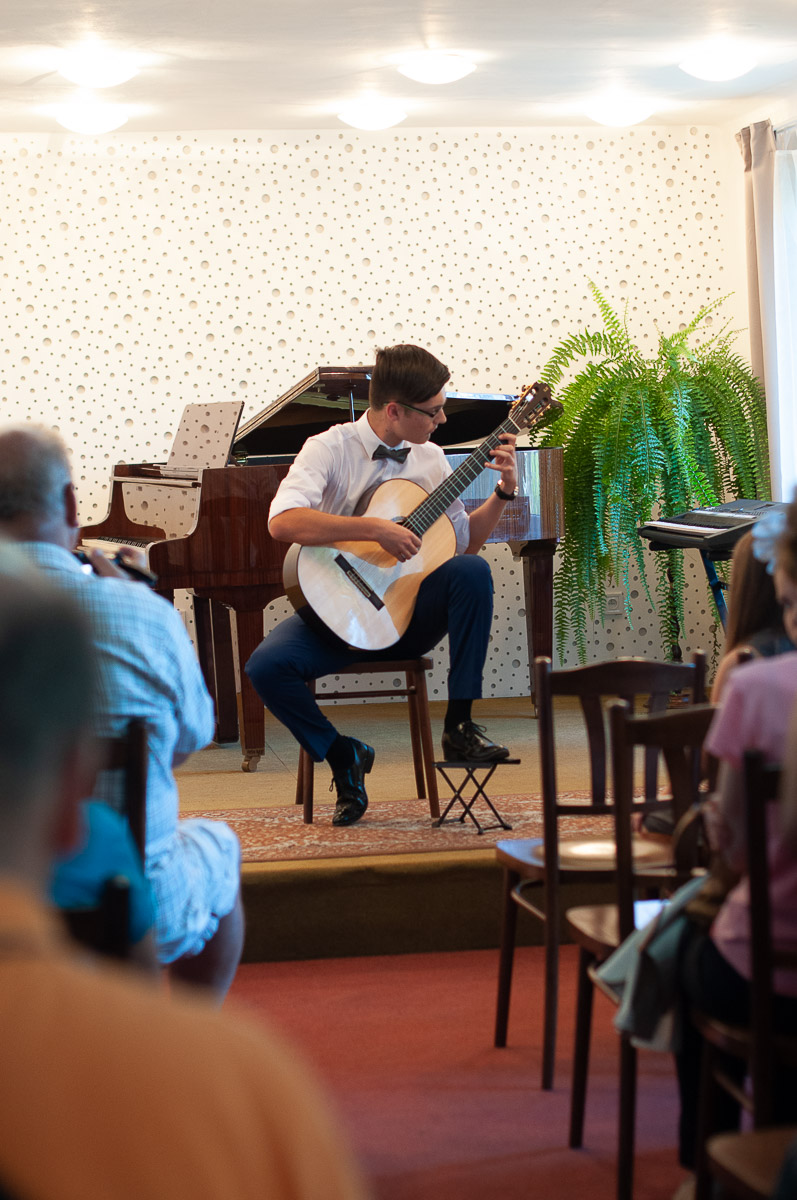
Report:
509,382,563,432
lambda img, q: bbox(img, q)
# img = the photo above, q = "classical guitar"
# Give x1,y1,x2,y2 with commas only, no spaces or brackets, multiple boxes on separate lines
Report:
282,382,562,650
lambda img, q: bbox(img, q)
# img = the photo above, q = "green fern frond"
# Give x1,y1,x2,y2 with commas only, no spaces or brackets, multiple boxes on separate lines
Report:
541,286,770,662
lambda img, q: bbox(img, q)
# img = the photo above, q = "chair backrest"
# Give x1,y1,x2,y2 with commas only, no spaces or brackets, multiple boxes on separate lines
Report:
534,652,707,870
742,749,796,1126
608,699,717,941
62,875,132,961
98,718,148,858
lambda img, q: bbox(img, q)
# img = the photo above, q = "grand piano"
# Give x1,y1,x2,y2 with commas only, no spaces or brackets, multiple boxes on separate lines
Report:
81,367,564,770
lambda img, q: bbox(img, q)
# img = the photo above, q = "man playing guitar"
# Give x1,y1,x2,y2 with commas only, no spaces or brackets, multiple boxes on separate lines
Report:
245,343,519,827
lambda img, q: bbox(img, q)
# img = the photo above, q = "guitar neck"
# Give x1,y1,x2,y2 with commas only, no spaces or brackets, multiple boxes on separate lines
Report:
403,414,521,538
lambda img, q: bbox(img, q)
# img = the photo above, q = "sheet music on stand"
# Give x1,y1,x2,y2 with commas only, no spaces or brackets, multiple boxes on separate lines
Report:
161,401,245,478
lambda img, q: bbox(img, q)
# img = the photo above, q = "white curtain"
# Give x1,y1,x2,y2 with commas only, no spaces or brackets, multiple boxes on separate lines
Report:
736,120,797,501
773,126,797,500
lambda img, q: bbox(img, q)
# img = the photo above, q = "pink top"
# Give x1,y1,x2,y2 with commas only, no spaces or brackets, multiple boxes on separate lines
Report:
705,652,797,994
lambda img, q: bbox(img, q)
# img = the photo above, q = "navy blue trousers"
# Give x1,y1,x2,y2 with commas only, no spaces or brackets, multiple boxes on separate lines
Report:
246,554,494,761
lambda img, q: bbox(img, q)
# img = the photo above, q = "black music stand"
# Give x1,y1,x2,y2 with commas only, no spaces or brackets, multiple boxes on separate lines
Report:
644,540,730,629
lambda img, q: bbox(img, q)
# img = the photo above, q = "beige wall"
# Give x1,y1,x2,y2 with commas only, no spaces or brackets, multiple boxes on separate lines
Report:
0,124,749,690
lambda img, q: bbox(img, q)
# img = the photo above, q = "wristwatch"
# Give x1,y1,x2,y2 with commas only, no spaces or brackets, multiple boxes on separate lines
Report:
494,483,517,502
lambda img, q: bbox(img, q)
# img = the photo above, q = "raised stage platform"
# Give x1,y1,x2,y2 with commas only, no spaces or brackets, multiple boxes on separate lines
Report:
177,698,610,961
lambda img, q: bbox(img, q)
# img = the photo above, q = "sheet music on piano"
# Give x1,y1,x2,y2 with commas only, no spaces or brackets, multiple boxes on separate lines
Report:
81,400,245,558
161,401,244,478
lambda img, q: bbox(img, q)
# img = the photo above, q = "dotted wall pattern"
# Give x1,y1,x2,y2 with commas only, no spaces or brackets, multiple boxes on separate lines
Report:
0,126,747,695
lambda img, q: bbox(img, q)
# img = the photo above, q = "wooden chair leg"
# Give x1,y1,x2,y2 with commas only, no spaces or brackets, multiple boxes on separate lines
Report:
569,948,595,1149
295,752,304,807
695,1041,719,1200
298,749,314,823
406,671,427,800
494,869,520,1047
297,680,317,824
541,901,560,1091
413,664,439,819
617,1035,637,1200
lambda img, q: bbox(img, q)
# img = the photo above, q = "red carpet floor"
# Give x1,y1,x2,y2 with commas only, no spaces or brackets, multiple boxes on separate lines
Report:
229,945,689,1200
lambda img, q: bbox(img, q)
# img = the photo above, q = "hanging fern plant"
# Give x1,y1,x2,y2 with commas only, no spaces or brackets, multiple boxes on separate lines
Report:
530,283,771,662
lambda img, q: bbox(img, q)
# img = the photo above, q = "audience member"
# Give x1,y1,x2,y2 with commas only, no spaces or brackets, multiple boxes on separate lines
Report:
0,426,242,1000
710,526,794,701
672,495,797,1176
0,542,367,1200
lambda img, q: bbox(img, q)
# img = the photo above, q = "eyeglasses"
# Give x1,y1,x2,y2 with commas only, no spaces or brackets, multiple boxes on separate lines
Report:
398,400,446,421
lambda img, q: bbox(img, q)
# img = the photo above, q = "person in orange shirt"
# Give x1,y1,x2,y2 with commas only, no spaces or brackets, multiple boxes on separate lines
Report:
0,542,367,1200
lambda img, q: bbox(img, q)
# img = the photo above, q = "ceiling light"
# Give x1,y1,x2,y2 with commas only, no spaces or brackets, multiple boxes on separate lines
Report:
397,52,476,85
337,97,407,130
58,40,139,89
48,95,129,135
679,37,757,82
582,91,656,127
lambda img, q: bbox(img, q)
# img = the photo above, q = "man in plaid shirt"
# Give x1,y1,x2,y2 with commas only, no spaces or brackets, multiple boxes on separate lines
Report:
0,425,243,1000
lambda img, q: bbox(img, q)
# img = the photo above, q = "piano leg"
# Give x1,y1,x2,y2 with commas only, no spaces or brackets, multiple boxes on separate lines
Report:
517,539,557,716
210,601,239,742
195,597,240,739
232,608,267,773
193,597,240,744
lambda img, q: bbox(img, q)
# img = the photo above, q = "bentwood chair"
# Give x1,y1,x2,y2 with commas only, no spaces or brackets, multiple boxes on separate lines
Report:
494,652,707,1090
295,658,438,823
696,752,797,1200
565,699,716,1200
62,719,149,961
62,876,134,961
99,717,148,857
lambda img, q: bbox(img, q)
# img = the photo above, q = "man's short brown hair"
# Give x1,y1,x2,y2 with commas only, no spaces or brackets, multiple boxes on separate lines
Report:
369,344,450,411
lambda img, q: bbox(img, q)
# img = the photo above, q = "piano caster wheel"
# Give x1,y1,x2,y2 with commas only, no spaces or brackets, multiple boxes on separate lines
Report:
241,754,261,773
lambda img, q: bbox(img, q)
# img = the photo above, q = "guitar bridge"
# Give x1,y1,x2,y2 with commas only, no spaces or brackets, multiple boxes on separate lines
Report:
334,554,385,611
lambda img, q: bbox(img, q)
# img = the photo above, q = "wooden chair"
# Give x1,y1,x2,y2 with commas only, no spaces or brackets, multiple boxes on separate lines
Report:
99,717,148,857
706,1127,797,1199
62,876,133,961
565,698,717,1200
494,652,707,1091
295,658,439,823
61,719,149,961
695,751,797,1199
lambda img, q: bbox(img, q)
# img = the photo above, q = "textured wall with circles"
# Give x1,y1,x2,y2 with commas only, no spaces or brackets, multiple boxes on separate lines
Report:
0,126,747,696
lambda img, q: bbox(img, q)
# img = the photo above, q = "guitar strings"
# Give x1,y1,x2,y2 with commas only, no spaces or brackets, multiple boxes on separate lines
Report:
402,391,552,537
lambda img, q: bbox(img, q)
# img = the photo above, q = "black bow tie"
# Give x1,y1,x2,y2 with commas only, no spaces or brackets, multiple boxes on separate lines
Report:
372,444,411,464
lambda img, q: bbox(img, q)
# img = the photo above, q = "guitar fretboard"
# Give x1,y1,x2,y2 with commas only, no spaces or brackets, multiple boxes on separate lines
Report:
403,415,522,537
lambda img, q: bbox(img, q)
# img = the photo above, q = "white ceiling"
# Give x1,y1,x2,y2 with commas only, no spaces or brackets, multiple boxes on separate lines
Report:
1,0,797,133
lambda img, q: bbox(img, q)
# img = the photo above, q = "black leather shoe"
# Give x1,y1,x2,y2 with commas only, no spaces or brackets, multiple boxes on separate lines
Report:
331,738,375,826
441,721,511,763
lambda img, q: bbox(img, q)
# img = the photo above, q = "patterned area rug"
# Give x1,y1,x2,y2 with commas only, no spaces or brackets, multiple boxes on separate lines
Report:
190,794,614,863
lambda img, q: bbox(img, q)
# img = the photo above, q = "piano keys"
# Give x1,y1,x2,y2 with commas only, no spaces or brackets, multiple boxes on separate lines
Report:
81,367,564,771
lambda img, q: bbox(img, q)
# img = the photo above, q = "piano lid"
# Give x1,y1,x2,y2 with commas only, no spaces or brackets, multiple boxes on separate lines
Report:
233,366,519,458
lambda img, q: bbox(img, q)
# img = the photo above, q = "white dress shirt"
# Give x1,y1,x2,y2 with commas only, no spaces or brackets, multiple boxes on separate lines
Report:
268,409,471,553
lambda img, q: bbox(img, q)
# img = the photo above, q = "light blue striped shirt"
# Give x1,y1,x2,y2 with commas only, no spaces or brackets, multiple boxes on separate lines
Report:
19,543,238,961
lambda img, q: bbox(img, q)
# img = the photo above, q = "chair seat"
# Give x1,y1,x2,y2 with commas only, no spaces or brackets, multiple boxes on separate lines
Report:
566,898,666,961
496,834,674,874
708,1126,797,1199
692,1009,752,1058
693,1008,797,1067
